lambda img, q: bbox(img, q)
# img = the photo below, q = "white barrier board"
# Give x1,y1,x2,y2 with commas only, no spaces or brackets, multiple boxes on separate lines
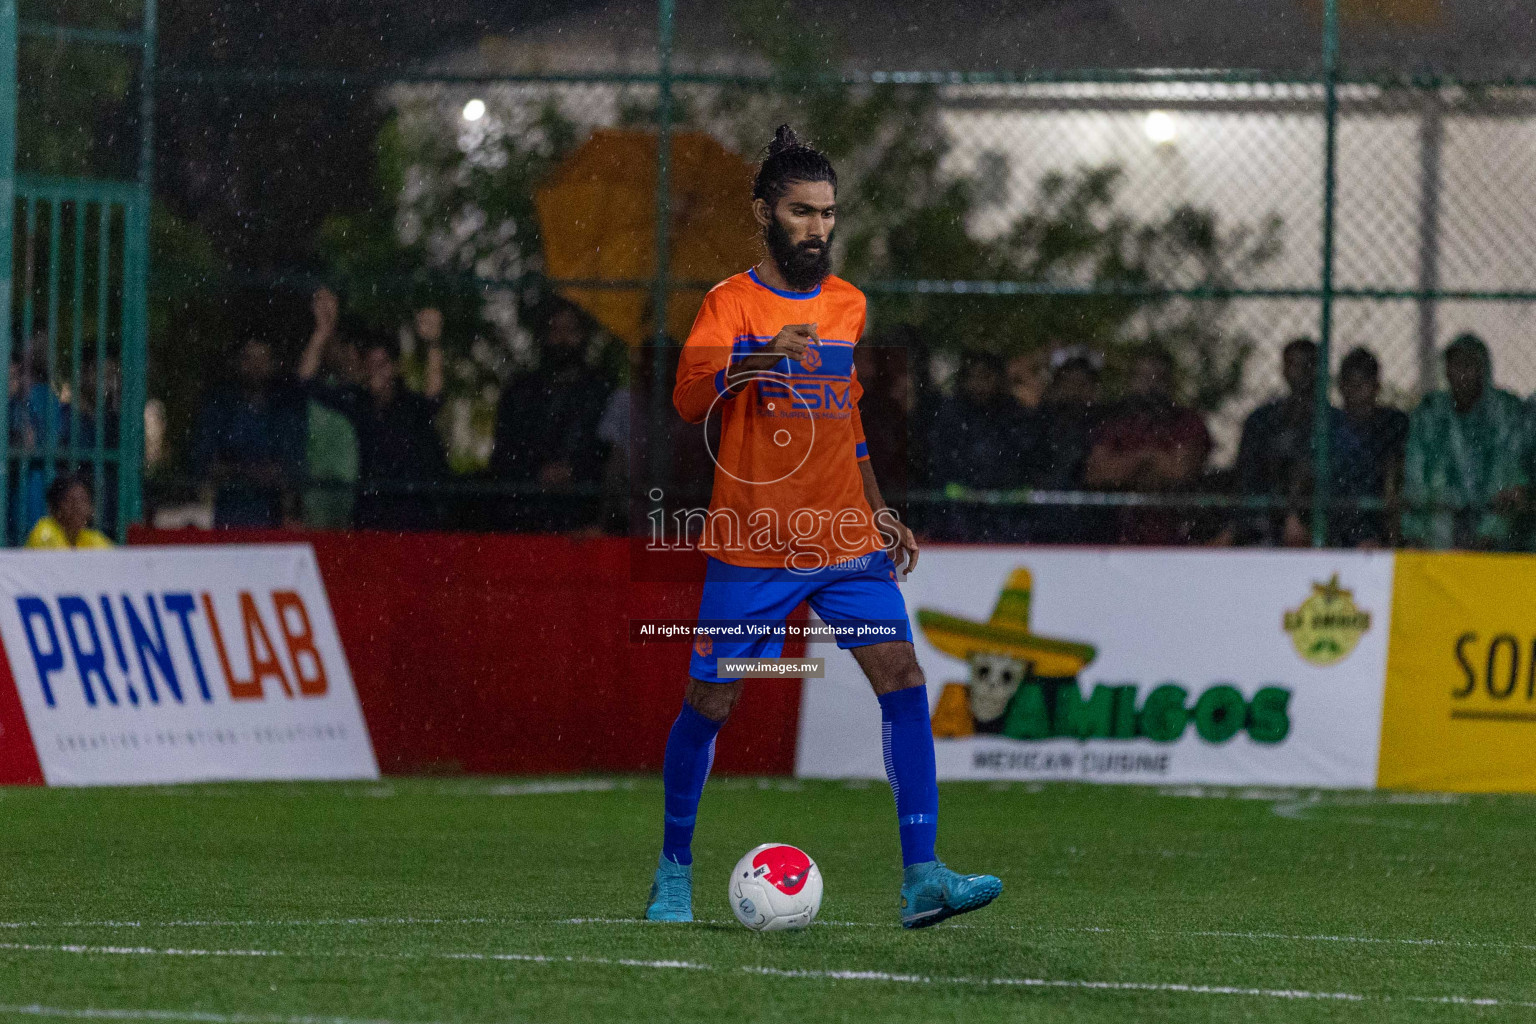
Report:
0,545,378,786
795,548,1393,787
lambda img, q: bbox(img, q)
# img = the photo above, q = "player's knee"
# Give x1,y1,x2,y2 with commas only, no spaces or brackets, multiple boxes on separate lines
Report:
686,678,740,722
868,654,924,696
895,660,926,693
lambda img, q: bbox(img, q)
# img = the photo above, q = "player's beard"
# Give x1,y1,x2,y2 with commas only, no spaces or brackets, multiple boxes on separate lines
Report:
765,216,833,292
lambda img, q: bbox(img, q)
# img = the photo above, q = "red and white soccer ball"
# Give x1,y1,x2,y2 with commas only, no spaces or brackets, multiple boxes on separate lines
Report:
729,843,823,932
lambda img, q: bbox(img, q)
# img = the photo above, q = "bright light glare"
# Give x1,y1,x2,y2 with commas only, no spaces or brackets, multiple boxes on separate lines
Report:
462,99,487,122
1144,111,1177,145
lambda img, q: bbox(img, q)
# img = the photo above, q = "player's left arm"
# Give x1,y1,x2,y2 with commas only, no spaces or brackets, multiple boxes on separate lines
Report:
860,459,919,576
849,338,920,575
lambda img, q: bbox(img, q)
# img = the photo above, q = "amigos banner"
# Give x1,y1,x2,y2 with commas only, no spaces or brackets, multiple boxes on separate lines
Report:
796,549,1397,788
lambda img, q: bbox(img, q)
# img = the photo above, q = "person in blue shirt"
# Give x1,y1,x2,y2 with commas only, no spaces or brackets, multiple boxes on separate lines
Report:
191,336,307,528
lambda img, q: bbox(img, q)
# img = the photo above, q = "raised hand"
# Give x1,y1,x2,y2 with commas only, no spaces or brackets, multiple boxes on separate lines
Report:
414,307,444,346
311,287,340,338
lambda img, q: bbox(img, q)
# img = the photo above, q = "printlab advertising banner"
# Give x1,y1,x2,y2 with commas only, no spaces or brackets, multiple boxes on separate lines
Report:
796,549,1395,788
0,545,378,786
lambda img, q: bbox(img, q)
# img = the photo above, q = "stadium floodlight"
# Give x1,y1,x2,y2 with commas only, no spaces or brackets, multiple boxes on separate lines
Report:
1144,110,1177,146
462,98,487,122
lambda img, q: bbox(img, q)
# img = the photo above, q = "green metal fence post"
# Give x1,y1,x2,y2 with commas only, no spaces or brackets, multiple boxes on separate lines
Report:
1416,96,1443,397
119,0,156,538
43,199,61,487
0,0,13,546
1312,0,1340,548
647,0,675,500
94,202,110,520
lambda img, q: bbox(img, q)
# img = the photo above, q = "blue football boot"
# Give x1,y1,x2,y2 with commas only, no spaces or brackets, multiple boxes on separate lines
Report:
645,855,694,922
899,860,1003,929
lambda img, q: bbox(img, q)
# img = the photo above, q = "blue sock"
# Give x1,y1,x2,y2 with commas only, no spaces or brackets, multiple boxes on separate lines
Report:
660,702,724,866
878,685,939,867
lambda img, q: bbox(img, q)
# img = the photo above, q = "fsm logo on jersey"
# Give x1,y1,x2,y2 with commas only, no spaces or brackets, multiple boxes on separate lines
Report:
0,545,378,786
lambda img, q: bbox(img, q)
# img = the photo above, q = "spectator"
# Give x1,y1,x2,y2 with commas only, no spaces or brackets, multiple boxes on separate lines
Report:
26,473,113,549
300,289,361,529
926,351,1035,491
595,376,632,535
1030,353,1107,543
77,354,123,532
299,302,447,532
1233,338,1347,546
1333,347,1409,547
191,336,307,528
1033,353,1100,490
491,304,612,530
923,350,1038,542
854,337,917,511
1402,333,1528,550
1084,346,1211,545
10,340,69,533
1005,348,1050,412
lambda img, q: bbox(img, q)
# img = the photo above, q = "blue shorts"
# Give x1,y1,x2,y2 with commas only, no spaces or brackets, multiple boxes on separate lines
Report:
689,550,914,683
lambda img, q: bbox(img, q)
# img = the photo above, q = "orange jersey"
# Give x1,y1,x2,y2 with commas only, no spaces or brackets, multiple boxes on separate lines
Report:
674,269,881,569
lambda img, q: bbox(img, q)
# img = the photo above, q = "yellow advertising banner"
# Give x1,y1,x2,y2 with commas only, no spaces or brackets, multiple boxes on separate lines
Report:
1380,552,1536,791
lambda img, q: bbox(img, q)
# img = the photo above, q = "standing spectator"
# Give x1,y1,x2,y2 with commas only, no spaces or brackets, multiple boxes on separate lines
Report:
595,376,632,535
491,304,612,530
191,336,307,528
1402,333,1528,550
9,339,71,533
298,303,448,532
1232,338,1349,546
300,289,361,529
77,354,122,530
1084,346,1211,545
26,473,113,549
1334,347,1409,547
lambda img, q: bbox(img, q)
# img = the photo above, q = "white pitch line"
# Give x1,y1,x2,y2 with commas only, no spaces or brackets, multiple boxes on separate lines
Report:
552,917,1536,952
1070,925,1536,953
0,942,711,973
0,1004,444,1024
3,940,1535,1009
0,944,284,958
0,919,499,931
9,916,1536,954
744,966,1367,1001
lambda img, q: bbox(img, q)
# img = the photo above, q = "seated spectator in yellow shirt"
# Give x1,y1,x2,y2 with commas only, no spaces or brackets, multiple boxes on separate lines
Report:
26,474,114,549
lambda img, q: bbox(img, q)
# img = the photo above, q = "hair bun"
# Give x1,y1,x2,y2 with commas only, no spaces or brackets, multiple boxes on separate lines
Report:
768,124,802,157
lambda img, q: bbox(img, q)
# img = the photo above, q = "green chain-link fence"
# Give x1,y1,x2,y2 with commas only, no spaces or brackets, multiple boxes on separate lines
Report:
104,1,1536,546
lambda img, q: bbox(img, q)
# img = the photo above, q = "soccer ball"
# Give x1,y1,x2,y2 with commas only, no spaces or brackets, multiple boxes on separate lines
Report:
729,843,823,932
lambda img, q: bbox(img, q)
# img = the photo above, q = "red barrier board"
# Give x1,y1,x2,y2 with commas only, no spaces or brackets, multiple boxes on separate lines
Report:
0,641,44,785
131,530,803,777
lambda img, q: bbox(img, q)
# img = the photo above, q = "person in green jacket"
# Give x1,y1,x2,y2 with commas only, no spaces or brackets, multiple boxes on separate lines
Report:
1402,333,1528,550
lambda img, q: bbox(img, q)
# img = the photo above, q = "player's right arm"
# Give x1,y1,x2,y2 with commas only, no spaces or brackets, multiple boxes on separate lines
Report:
723,324,817,393
673,289,819,423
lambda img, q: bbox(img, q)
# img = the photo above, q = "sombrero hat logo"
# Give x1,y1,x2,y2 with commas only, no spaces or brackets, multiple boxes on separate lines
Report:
916,568,1097,678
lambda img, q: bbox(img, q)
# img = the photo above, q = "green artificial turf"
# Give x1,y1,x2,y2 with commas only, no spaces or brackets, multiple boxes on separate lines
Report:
0,777,1533,1023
